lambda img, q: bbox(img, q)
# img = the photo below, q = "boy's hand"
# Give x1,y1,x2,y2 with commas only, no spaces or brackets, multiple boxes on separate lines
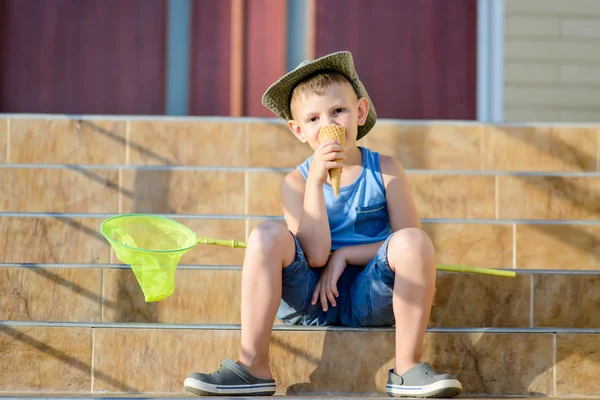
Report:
307,140,345,185
311,249,347,312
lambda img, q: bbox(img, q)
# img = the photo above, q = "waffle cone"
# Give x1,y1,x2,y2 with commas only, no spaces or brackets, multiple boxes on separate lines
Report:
318,125,346,197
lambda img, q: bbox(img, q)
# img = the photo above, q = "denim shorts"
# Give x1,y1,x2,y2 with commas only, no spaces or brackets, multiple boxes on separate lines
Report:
276,232,396,327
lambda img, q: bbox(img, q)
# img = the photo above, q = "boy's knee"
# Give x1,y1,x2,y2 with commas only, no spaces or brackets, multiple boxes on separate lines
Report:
248,220,292,251
387,228,435,267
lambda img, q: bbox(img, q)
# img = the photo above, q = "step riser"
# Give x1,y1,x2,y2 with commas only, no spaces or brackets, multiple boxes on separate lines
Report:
3,268,600,329
4,168,600,220
2,217,600,271
2,118,599,172
1,325,596,396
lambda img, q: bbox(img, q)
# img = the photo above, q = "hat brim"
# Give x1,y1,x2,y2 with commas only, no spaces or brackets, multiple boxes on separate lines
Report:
261,51,377,141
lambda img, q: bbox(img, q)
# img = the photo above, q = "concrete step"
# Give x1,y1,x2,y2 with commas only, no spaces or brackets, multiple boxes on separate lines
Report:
4,166,600,220
1,322,599,396
2,266,600,329
2,215,600,271
2,115,598,172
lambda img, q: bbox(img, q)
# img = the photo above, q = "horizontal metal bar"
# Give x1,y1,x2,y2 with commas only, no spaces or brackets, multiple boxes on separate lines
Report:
0,263,243,270
4,163,600,177
0,113,287,124
2,112,598,128
423,218,600,225
0,391,199,400
0,212,283,220
1,213,599,225
0,397,202,400
0,164,293,173
0,394,206,400
1,320,599,334
1,263,599,275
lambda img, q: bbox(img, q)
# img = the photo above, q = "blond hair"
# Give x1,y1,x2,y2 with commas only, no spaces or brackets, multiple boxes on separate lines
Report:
290,71,359,108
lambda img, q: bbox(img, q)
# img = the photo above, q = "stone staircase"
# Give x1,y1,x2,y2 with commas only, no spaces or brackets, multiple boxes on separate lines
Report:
1,115,599,398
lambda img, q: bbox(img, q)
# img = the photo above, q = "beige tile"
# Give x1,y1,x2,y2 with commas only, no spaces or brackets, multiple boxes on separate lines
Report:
0,168,119,213
247,121,313,168
93,329,552,395
120,170,245,214
424,333,553,396
0,268,101,322
0,217,110,264
93,328,239,392
482,126,597,171
0,326,92,391
273,330,395,394
516,224,600,270
0,118,6,163
498,176,600,220
129,121,247,166
409,175,496,219
247,171,286,216
430,273,530,328
534,275,600,328
9,119,126,164
102,269,241,324
556,334,600,396
423,223,513,269
368,124,482,170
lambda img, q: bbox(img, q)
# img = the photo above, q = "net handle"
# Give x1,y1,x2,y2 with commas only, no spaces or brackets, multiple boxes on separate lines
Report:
196,237,247,248
195,237,515,277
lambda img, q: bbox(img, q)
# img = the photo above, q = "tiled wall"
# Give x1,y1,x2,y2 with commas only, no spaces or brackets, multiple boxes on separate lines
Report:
2,118,600,267
1,116,600,326
504,0,600,122
2,116,600,396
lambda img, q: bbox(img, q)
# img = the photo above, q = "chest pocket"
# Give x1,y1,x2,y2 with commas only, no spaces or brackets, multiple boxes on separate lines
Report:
353,201,389,237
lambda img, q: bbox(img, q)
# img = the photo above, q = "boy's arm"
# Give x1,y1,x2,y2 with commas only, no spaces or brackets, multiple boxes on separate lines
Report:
380,154,421,230
336,155,421,266
280,170,331,267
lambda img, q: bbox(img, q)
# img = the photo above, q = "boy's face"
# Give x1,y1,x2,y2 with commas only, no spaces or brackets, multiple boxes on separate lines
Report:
287,81,369,151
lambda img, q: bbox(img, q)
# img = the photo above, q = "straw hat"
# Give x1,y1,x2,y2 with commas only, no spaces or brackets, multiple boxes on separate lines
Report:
261,51,377,140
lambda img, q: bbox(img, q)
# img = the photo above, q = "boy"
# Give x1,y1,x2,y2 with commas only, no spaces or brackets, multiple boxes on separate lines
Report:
184,51,462,398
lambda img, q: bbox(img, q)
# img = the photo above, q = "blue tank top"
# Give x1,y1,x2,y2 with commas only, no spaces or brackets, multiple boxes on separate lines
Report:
297,146,392,251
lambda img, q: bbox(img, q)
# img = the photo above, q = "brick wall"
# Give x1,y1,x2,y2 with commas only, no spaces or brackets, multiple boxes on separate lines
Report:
504,0,600,122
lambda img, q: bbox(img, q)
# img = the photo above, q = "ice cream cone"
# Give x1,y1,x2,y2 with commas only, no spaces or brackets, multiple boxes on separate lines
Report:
318,125,346,197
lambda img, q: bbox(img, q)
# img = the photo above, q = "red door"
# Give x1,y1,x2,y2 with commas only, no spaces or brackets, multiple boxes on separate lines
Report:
315,0,477,119
0,0,166,114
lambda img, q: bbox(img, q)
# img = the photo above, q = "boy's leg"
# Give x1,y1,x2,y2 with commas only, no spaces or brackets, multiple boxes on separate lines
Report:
386,227,436,374
238,221,296,378
386,228,461,397
346,228,461,398
184,221,297,396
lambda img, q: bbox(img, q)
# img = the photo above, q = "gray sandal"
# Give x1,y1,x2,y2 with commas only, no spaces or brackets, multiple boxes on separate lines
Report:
184,358,276,396
386,362,462,398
